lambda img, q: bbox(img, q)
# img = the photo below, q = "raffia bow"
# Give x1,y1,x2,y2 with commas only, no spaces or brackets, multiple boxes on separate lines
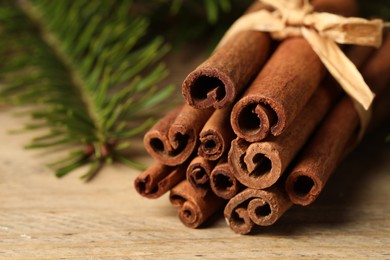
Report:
218,0,385,136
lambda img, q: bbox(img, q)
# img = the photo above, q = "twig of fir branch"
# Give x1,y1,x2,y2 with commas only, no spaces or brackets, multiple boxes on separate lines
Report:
0,0,174,180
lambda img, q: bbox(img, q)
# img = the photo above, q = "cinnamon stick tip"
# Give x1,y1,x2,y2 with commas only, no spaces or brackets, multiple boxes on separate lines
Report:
285,172,320,206
210,166,239,200
143,130,193,166
224,206,254,235
230,141,282,190
198,131,224,160
231,96,285,141
182,68,235,109
134,177,159,199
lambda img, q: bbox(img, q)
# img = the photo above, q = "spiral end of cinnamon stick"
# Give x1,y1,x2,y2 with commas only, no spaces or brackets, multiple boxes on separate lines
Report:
247,188,292,226
134,175,157,198
247,198,273,225
224,205,254,235
170,193,203,228
198,131,224,161
170,180,225,229
231,97,282,142
210,163,241,200
225,188,292,234
182,68,234,109
186,156,216,197
229,139,282,190
144,128,194,166
285,171,321,206
134,163,185,199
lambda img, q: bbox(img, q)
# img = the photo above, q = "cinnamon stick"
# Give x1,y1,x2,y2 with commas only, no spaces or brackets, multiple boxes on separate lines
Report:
229,81,340,190
198,105,235,161
230,0,358,142
181,3,271,110
285,36,390,206
144,103,213,166
230,37,325,142
169,180,226,228
224,185,292,235
228,44,373,190
186,156,217,198
210,157,242,200
134,162,186,199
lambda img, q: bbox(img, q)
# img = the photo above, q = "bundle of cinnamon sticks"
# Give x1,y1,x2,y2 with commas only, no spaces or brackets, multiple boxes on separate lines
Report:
135,0,390,234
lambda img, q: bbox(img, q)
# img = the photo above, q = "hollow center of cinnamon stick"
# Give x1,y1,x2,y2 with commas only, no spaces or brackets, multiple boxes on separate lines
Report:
135,177,158,195
254,203,271,218
170,133,189,155
194,169,206,181
191,168,208,187
293,176,314,197
249,154,272,178
150,133,189,156
190,76,226,102
236,103,277,139
183,209,192,219
238,104,261,135
150,138,164,152
232,207,246,226
204,139,217,150
213,173,233,190
136,181,146,194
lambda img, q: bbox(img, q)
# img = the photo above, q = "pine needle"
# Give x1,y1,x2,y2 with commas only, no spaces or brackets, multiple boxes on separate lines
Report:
0,0,172,179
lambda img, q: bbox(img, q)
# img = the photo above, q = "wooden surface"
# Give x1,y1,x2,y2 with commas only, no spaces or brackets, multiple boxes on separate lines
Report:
1,47,390,258
1,107,390,259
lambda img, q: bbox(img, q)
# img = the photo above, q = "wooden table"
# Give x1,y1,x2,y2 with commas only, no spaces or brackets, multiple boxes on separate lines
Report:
1,46,390,258
1,106,389,259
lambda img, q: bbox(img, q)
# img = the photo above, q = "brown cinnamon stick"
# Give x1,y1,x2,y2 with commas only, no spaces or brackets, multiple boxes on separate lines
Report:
186,156,217,198
229,81,340,190
224,185,292,235
181,3,271,110
228,43,373,190
230,37,325,142
285,36,390,206
134,162,186,199
169,180,225,228
144,103,213,166
210,157,242,200
230,0,358,142
198,105,235,161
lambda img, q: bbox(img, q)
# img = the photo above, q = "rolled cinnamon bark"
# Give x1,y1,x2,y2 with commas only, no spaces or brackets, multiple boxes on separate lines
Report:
210,157,242,200
134,162,186,199
285,36,390,206
229,81,340,190
230,0,357,142
144,103,213,166
186,156,217,198
230,37,326,142
228,43,373,190
169,180,226,228
181,4,272,110
198,105,235,161
224,185,292,235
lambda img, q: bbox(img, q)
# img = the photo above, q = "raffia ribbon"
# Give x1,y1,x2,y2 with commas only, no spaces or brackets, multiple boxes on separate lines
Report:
218,0,385,138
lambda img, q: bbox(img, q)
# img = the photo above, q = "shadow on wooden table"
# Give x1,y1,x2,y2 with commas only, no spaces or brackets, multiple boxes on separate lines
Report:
249,123,390,236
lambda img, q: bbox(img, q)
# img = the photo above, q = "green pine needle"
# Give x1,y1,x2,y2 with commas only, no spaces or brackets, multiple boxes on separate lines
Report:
0,0,173,179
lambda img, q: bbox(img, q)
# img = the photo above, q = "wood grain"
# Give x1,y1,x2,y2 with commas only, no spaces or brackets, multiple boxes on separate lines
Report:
1,107,390,259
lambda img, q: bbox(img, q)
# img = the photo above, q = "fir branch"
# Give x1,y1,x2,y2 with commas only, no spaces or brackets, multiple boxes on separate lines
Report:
0,0,173,180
